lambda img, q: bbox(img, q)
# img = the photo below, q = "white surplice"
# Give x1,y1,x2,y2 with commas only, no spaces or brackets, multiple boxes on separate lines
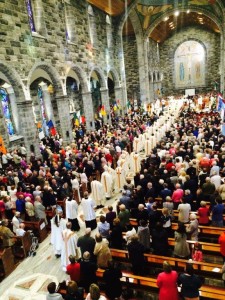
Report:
61,228,78,271
51,216,67,255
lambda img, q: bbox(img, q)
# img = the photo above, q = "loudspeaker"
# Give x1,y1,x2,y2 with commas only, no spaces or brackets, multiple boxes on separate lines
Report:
30,145,34,152
66,131,69,137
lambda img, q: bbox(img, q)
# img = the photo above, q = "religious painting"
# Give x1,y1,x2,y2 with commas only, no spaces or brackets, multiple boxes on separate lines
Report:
175,40,205,88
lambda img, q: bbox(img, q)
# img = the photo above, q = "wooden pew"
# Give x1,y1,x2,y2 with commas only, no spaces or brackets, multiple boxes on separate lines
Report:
96,268,225,300
0,247,14,277
129,218,225,240
24,219,47,243
168,238,220,254
110,248,222,278
14,231,32,258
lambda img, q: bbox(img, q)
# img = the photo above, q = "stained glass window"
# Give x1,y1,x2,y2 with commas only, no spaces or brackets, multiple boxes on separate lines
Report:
25,0,36,32
38,86,49,136
0,88,15,136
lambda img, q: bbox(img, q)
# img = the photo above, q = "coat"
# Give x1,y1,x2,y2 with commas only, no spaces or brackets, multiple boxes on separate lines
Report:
174,231,190,258
94,239,112,268
157,271,179,300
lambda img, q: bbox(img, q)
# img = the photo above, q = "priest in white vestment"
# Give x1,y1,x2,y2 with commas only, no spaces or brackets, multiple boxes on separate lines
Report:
101,166,113,199
133,137,141,153
51,208,67,258
61,222,78,271
65,196,80,231
115,162,126,193
71,175,81,204
80,191,97,230
144,138,152,156
91,179,105,208
130,152,141,174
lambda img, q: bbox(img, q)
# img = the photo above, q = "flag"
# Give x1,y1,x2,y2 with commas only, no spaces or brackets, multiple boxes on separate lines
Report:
37,122,42,129
113,103,117,111
217,94,225,111
47,120,54,128
0,136,7,154
101,105,106,116
50,127,57,136
127,100,131,108
81,115,86,124
75,118,79,126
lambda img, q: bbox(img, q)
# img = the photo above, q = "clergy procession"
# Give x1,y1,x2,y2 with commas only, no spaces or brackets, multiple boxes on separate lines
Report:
1,95,225,299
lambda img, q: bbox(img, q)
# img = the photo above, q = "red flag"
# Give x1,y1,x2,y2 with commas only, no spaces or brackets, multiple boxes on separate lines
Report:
51,127,57,136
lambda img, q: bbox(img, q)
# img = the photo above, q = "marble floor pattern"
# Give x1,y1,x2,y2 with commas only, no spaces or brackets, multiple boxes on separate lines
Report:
0,193,121,299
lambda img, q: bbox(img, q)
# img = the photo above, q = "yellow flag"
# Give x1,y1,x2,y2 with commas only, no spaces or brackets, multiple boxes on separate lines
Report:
75,119,79,126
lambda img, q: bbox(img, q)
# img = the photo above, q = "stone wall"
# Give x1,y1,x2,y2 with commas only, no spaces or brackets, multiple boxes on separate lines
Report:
123,35,140,100
0,0,123,153
160,26,220,96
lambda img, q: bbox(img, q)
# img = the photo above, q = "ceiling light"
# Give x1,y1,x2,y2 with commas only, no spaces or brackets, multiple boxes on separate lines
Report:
187,10,190,14
174,11,179,17
198,12,202,15
164,16,169,21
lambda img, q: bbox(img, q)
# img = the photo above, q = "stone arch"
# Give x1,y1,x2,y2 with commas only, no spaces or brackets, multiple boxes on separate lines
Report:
27,62,64,96
117,0,140,36
107,68,120,87
0,61,26,100
89,66,107,90
144,7,223,40
65,64,88,93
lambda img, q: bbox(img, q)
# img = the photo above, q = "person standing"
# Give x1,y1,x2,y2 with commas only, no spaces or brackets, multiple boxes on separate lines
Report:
157,261,179,300
101,166,113,200
103,261,122,300
127,234,145,275
174,223,190,258
61,222,78,271
77,228,96,261
219,230,225,262
80,251,98,293
66,194,80,231
186,214,199,241
178,263,203,300
211,198,224,227
66,255,81,284
91,179,105,209
34,195,47,224
93,233,112,269
71,174,81,204
178,198,191,224
50,208,67,258
80,192,97,230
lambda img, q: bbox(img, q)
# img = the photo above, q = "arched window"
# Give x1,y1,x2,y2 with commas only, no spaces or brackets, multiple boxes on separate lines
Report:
25,0,47,36
88,5,97,46
106,15,112,49
175,40,205,87
37,85,49,136
0,88,15,136
25,0,36,32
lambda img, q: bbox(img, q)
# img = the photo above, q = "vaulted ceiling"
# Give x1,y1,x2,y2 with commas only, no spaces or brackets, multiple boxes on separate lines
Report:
87,0,224,43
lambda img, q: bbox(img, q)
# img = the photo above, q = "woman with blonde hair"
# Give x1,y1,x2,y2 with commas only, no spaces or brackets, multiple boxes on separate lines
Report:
85,284,106,300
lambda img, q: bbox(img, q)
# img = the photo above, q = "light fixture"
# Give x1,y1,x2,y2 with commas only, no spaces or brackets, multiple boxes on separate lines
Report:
164,16,169,21
187,10,190,14
174,11,179,17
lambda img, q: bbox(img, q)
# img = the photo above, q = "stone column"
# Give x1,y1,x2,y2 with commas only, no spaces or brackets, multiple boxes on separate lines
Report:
55,94,73,144
81,91,95,131
100,88,111,125
136,37,151,104
17,101,40,158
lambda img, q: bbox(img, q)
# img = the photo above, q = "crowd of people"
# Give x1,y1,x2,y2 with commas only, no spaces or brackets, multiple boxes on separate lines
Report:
0,96,225,299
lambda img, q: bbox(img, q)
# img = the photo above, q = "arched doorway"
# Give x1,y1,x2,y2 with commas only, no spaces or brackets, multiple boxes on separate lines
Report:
29,69,57,139
90,70,102,116
66,69,84,129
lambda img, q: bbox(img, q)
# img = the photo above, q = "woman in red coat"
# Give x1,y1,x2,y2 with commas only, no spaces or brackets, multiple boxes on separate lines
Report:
157,261,179,300
197,201,210,225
